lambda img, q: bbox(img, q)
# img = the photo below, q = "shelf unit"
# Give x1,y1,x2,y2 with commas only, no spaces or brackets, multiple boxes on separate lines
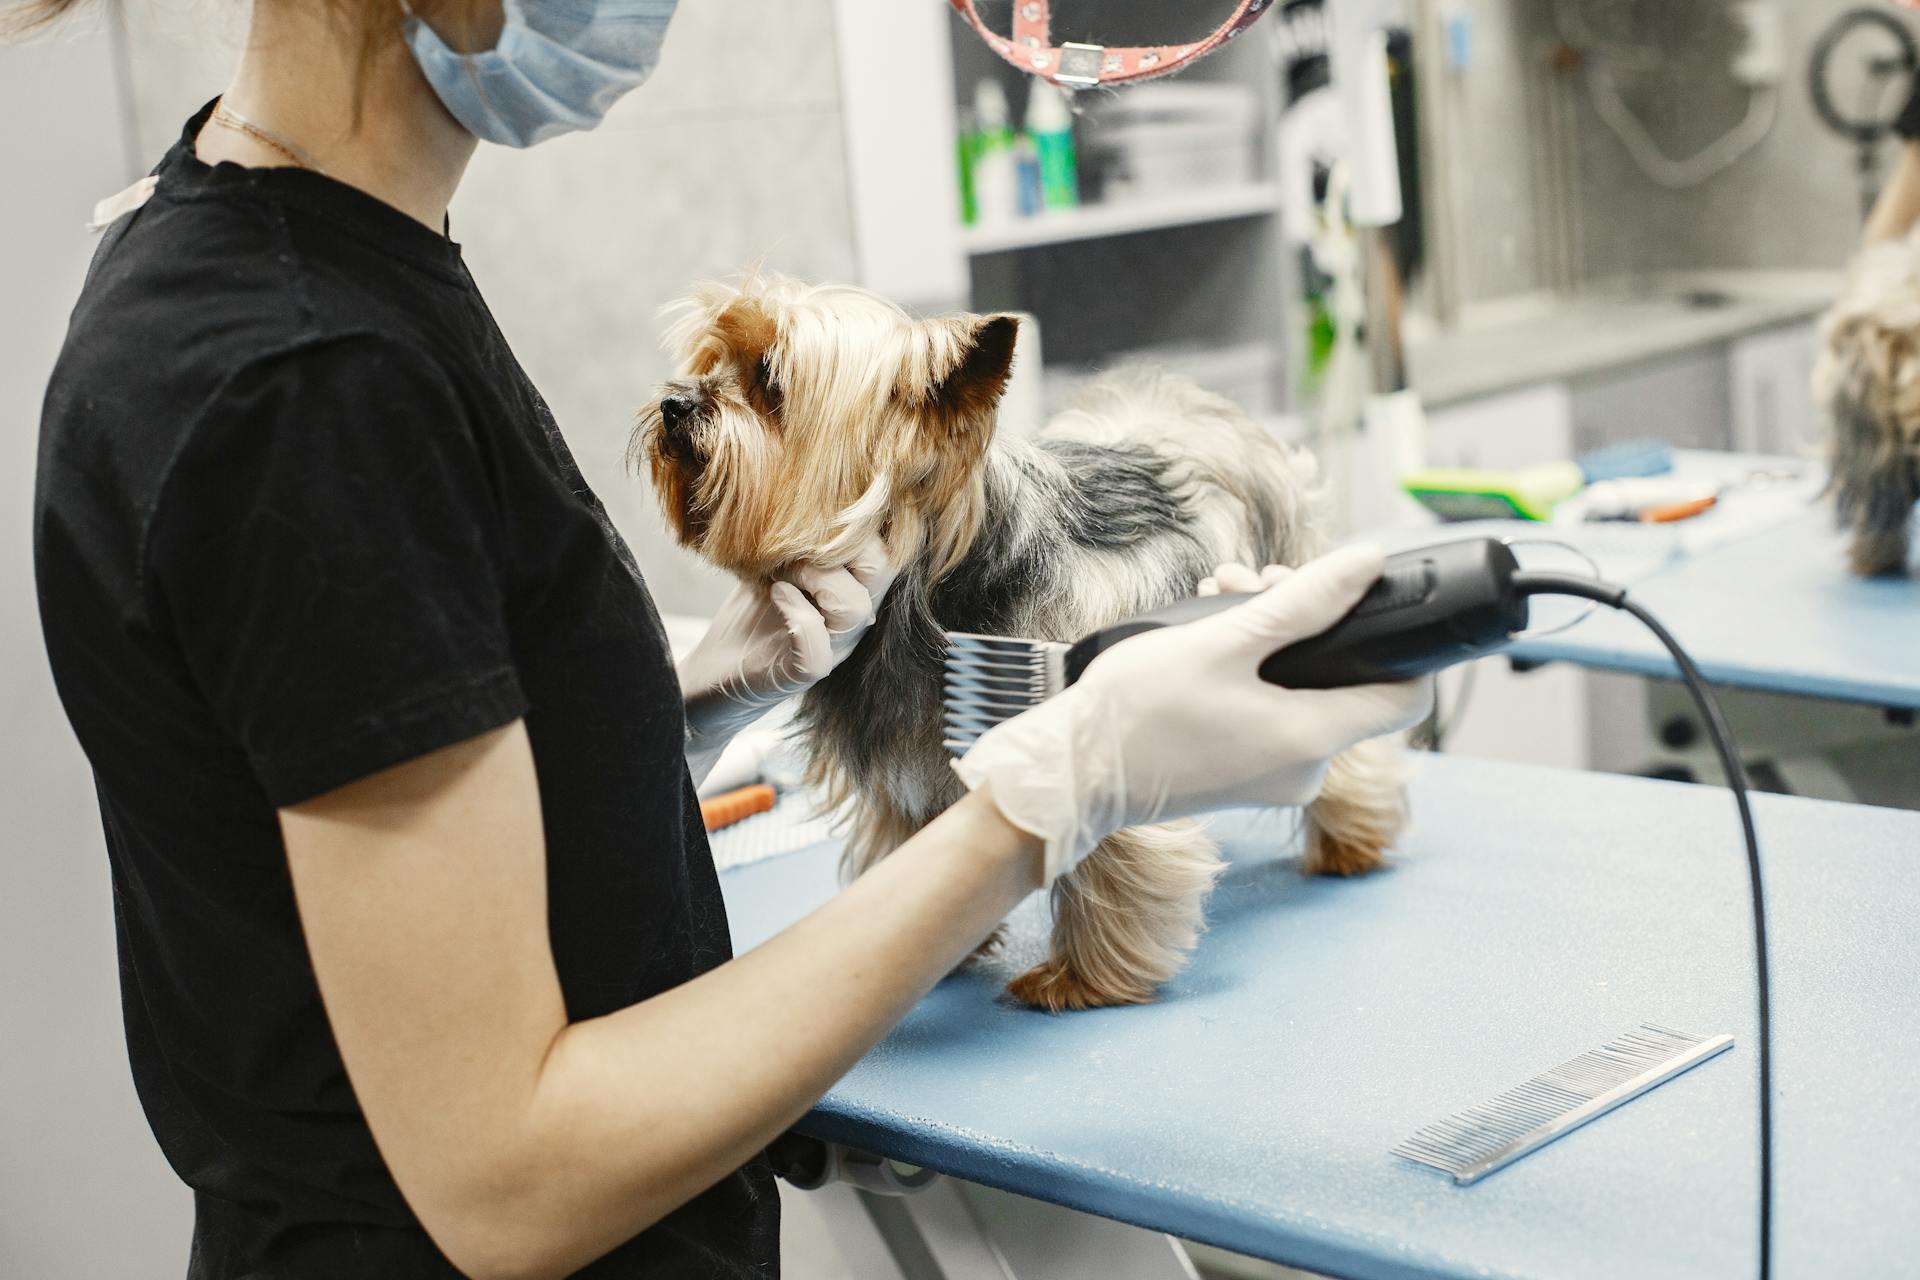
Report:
832,0,1295,419
961,182,1283,255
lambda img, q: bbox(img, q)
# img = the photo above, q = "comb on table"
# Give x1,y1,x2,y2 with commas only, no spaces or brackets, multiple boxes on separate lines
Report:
1394,1023,1734,1185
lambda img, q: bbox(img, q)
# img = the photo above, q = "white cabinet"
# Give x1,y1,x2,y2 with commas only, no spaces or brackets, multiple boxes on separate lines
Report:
1728,321,1821,457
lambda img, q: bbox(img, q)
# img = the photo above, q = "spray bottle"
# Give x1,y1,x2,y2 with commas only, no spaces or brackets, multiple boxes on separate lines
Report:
969,79,1018,228
1026,83,1080,210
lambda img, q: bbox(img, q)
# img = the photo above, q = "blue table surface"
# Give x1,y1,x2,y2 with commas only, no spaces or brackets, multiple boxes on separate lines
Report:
1503,507,1920,709
719,758,1920,1280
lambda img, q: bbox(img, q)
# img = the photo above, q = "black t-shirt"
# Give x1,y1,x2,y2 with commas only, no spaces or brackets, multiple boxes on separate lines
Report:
33,102,778,1278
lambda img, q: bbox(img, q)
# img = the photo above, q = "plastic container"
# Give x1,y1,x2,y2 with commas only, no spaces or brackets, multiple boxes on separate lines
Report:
968,79,1017,227
1013,132,1044,218
1026,83,1080,210
1081,84,1260,198
955,106,978,226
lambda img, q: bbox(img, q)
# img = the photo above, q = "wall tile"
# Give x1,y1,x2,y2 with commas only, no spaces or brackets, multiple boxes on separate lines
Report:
1558,0,1864,281
453,110,859,613
1448,0,1548,303
602,0,842,128
1437,0,1870,303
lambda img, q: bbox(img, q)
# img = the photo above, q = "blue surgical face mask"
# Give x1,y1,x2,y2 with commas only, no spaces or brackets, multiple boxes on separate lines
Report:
401,0,679,148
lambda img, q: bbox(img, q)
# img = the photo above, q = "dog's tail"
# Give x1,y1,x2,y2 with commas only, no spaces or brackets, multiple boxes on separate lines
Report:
1041,365,1324,567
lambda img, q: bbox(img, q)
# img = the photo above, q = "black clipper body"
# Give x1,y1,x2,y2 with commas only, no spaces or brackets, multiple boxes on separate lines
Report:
1064,539,1530,690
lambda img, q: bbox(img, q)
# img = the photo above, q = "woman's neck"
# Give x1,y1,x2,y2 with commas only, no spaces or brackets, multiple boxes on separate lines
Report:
196,1,480,230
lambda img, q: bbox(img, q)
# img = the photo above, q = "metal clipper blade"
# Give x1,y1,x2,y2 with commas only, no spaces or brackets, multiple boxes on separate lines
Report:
940,632,1067,754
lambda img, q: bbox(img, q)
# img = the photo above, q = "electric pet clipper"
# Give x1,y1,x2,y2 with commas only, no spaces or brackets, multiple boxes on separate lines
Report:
941,538,1528,753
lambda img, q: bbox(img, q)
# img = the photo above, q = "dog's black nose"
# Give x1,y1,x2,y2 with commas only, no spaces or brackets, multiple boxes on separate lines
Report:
659,393,698,436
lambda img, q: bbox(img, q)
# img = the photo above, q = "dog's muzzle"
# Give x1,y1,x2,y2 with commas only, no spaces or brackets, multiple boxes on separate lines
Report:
657,391,704,465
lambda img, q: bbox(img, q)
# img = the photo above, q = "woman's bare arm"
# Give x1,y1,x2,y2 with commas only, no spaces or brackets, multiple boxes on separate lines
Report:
282,719,1041,1280
1864,140,1920,247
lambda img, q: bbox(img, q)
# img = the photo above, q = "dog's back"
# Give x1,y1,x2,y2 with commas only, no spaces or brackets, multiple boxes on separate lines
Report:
1041,366,1322,572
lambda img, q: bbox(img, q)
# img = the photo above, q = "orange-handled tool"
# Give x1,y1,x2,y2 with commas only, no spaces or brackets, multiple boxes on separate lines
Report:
700,783,776,832
1641,495,1718,524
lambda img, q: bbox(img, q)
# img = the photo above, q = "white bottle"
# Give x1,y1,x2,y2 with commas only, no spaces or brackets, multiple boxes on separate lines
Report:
971,79,1017,229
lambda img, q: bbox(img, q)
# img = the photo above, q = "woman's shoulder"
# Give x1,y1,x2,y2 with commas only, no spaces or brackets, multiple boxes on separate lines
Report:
44,247,459,489
66,180,463,400
40,203,475,582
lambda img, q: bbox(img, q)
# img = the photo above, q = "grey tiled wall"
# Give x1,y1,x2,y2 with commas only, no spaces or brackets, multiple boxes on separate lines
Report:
1444,0,1875,303
1565,0,1866,281
1441,0,1551,302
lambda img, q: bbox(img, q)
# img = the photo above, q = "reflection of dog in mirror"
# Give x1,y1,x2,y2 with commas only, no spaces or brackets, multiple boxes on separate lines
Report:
635,274,1407,1011
1817,235,1920,576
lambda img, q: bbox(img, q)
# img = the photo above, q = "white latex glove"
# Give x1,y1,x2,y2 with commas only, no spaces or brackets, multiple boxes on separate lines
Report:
680,536,896,779
953,544,1434,885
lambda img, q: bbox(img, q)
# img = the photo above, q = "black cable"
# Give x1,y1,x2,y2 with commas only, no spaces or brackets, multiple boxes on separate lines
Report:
1514,571,1772,1280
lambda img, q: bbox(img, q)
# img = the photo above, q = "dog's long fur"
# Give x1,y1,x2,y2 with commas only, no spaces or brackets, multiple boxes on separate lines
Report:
1816,231,1920,576
638,274,1407,1010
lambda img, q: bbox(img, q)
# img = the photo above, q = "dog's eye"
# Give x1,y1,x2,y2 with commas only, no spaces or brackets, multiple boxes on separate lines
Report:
751,356,783,414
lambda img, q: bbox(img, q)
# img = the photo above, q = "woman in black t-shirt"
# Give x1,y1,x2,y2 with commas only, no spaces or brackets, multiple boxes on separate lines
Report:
19,0,1431,1275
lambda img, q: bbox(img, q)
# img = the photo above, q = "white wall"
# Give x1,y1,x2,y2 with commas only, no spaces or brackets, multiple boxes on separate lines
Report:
0,12,196,1277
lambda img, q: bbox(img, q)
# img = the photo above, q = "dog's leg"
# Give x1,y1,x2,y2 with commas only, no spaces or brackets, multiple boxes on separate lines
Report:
1827,382,1918,576
1837,445,1917,576
1301,737,1407,877
835,796,921,883
1007,821,1222,1012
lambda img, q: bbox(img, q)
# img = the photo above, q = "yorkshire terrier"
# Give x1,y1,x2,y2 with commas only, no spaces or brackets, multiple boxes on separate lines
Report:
636,274,1407,1011
1817,233,1920,576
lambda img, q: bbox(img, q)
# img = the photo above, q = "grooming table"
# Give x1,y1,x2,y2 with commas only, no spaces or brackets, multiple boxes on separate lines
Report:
717,757,1920,1279
1506,507,1920,711
1387,448,1920,711
1375,450,1917,709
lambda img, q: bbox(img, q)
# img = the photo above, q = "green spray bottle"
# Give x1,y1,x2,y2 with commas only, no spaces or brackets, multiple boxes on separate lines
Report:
1025,83,1079,210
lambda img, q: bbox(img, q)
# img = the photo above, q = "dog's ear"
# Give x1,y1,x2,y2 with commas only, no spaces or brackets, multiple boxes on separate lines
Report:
904,314,1015,581
928,314,1018,428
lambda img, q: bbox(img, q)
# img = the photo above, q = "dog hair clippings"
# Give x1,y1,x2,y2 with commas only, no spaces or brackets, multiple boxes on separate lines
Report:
948,0,1277,90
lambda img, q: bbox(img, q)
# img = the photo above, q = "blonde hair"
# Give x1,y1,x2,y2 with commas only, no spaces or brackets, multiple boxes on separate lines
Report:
1,0,84,36
2,0,478,103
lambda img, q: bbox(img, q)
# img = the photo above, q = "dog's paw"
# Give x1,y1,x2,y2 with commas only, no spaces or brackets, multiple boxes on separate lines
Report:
1849,528,1912,578
1301,829,1387,878
1006,959,1156,1012
967,924,1008,963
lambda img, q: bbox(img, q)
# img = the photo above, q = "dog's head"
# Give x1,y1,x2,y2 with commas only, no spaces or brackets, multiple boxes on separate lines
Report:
635,274,1018,579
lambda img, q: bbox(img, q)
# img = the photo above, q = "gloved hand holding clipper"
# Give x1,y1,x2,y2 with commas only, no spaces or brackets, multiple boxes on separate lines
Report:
953,544,1435,886
678,535,898,782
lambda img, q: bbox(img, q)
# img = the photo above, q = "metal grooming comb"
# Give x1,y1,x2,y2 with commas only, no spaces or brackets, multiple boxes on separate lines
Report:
1393,1023,1734,1185
942,539,1533,755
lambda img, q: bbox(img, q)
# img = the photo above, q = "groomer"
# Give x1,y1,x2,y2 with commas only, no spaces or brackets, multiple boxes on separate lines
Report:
22,0,1430,1274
